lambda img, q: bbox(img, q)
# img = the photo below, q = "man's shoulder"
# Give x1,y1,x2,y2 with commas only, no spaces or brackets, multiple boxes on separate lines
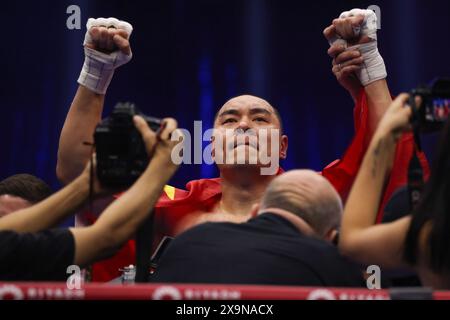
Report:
293,237,364,281
289,234,343,260
0,228,75,281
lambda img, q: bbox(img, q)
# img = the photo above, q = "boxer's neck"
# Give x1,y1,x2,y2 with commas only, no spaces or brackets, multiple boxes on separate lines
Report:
218,166,275,216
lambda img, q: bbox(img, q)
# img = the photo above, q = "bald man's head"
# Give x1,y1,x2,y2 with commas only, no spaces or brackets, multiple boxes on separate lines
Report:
214,95,284,133
260,170,343,236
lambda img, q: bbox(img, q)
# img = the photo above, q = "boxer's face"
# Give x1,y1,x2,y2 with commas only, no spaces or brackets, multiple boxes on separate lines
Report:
0,194,32,218
212,95,288,172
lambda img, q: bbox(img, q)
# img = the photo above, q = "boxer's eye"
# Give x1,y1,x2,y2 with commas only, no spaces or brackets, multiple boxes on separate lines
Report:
107,25,117,29
254,117,268,123
222,118,237,124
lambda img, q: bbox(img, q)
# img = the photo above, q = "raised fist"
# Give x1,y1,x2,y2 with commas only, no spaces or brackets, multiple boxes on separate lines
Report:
84,17,132,55
323,9,386,91
78,17,133,95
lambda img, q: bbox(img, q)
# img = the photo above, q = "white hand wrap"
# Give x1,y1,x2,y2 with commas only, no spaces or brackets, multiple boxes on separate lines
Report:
331,9,387,86
339,9,378,41
349,41,387,87
77,17,133,94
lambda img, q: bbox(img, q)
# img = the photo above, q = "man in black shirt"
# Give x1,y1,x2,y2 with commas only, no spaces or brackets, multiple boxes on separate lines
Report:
0,229,74,281
151,170,365,287
0,116,180,281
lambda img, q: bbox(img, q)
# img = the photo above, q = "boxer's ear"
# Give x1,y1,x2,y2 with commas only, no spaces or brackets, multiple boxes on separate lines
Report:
280,135,288,159
250,203,260,217
210,134,215,159
325,229,339,244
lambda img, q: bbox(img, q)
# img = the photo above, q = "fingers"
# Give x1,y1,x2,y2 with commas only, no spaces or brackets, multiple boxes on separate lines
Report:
112,29,132,55
393,94,413,117
133,115,157,154
337,65,361,77
415,96,422,109
332,15,365,40
88,26,112,51
380,93,414,135
134,116,180,162
328,43,361,59
89,27,100,42
116,29,130,40
87,26,131,54
113,34,131,55
398,93,414,121
391,93,410,110
333,57,363,72
106,28,116,51
323,24,336,41
159,118,178,140
350,15,365,29
332,51,362,71
333,18,354,39
400,105,413,119
334,50,361,64
328,43,346,58
98,27,108,50
396,105,413,133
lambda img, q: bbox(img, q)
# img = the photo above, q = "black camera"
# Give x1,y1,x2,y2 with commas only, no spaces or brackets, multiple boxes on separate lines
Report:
410,78,450,133
408,78,450,210
94,102,162,188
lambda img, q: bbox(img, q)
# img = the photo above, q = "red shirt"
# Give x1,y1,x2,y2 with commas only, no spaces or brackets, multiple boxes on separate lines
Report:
88,89,429,282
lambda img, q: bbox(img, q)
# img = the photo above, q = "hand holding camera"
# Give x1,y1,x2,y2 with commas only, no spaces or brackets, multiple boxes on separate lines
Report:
133,115,180,175
94,103,181,188
374,78,450,144
376,94,414,142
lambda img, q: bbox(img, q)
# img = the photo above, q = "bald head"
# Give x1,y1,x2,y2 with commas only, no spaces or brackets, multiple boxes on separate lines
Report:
260,170,343,236
214,95,283,133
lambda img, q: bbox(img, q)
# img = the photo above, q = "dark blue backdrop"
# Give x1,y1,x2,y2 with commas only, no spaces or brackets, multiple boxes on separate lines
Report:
1,0,449,193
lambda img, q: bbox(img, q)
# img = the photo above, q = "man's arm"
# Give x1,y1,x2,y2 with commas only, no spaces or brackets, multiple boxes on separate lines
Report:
339,94,413,269
57,86,104,184
70,117,180,267
57,18,133,185
324,10,392,139
0,168,90,233
364,80,393,142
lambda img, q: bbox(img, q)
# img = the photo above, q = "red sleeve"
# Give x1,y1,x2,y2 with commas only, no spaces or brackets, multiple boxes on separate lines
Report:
321,89,430,222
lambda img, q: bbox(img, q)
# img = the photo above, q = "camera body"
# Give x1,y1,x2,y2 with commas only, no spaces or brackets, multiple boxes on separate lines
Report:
410,78,450,133
407,78,450,210
94,102,161,188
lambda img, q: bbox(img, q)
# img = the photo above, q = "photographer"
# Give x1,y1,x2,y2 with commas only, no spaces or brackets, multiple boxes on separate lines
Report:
0,116,179,281
339,94,450,289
